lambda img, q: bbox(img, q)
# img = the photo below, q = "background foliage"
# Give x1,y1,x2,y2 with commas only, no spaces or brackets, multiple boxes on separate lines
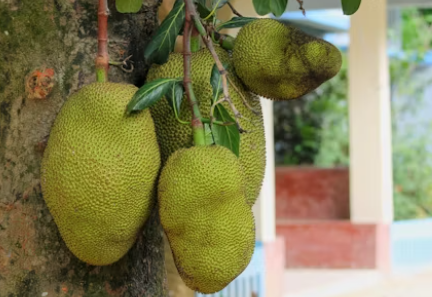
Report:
274,7,432,220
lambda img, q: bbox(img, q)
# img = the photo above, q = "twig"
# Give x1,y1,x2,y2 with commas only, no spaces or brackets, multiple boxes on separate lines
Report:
95,0,109,82
227,76,260,115
109,55,134,73
297,0,306,16
184,0,206,146
189,11,246,133
203,35,246,133
227,2,243,17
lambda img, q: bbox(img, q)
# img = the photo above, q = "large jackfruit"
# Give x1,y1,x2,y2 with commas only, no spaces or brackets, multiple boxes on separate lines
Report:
147,47,265,206
158,145,255,294
40,82,161,266
232,18,342,100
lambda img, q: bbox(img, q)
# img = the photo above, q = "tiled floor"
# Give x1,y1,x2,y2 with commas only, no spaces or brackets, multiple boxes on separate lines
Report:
332,268,432,297
283,269,382,297
283,267,432,297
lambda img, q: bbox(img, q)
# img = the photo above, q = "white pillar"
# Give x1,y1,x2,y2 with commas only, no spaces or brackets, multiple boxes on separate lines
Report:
253,99,276,242
349,0,394,223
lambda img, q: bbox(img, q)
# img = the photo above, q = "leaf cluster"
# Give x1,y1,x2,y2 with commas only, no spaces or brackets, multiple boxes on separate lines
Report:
123,0,261,156
251,0,361,17
115,0,362,16
114,0,362,157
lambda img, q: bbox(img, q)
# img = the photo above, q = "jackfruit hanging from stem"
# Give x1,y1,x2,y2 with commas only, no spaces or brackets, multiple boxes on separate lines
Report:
41,82,161,266
232,18,342,100
147,47,266,206
158,145,256,294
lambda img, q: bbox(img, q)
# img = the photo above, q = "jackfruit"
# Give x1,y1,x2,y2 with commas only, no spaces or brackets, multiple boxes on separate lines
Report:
232,18,342,100
147,47,265,206
40,82,161,266
158,145,255,294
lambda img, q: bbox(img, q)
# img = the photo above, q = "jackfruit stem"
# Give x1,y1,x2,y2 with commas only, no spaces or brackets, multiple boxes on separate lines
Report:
192,15,207,36
191,27,201,53
96,0,109,83
184,0,206,146
216,33,235,51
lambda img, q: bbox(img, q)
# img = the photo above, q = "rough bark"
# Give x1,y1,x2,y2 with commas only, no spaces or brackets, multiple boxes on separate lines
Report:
0,0,167,296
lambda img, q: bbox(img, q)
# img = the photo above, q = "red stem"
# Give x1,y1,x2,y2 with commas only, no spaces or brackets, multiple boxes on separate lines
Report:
183,0,202,129
96,0,109,82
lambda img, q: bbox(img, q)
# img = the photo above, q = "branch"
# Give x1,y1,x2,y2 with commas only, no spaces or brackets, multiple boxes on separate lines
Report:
109,55,134,73
227,2,243,17
189,11,246,133
203,36,245,133
96,0,109,82
184,0,206,146
297,0,306,16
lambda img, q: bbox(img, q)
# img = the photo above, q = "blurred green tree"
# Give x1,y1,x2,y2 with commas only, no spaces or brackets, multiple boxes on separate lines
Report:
274,7,432,220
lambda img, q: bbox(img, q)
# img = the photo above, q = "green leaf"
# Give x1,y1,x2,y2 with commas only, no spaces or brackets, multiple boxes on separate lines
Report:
212,105,240,157
126,78,179,113
166,81,184,114
270,0,288,17
253,0,271,16
341,0,361,15
194,0,213,19
194,0,208,7
217,17,258,30
210,62,229,102
196,2,211,19
210,64,223,102
144,0,185,65
204,123,216,145
115,0,142,13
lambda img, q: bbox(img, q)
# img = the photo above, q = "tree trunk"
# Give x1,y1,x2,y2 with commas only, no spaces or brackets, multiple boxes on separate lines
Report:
0,0,167,296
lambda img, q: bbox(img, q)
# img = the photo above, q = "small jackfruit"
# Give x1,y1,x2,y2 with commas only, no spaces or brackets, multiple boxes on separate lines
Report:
40,82,161,266
147,47,265,206
158,145,255,294
232,18,342,100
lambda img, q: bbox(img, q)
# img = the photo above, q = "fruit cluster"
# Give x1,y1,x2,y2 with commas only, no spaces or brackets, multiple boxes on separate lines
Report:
40,19,342,294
